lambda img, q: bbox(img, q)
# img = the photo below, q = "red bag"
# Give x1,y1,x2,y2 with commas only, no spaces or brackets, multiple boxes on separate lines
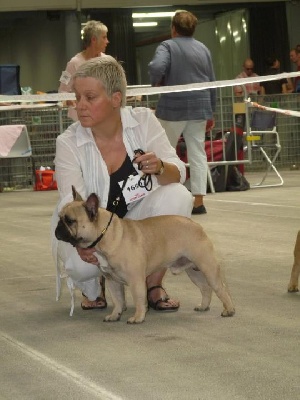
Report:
34,169,58,191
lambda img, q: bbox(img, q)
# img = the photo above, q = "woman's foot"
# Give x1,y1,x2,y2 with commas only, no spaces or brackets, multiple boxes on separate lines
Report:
147,285,180,312
192,204,207,214
81,294,107,310
192,194,206,214
81,276,107,310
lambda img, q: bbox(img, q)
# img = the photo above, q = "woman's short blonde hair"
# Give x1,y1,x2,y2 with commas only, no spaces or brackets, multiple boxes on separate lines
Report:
73,55,127,107
82,20,108,49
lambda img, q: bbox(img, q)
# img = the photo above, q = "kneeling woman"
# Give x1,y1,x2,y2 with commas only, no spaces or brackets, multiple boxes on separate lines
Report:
51,55,193,315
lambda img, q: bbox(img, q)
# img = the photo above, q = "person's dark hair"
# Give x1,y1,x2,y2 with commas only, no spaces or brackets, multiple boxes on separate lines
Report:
265,56,277,68
171,10,198,37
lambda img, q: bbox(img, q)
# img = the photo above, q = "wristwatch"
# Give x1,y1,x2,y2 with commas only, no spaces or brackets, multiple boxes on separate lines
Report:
155,159,165,176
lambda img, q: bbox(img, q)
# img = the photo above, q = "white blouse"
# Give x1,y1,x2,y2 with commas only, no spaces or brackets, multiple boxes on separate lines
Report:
51,106,186,294
54,106,186,213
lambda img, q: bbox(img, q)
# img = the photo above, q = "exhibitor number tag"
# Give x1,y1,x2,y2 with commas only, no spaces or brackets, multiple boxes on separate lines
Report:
119,174,150,205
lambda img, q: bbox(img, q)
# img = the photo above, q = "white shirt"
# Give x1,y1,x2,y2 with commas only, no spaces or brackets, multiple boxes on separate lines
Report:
54,106,186,211
50,106,188,311
51,106,186,262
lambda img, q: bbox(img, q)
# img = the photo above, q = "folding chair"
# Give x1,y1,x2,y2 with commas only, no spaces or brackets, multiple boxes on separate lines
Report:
247,109,283,188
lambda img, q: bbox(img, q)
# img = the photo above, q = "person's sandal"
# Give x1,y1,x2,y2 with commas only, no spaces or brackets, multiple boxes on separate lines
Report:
81,293,107,310
147,285,179,312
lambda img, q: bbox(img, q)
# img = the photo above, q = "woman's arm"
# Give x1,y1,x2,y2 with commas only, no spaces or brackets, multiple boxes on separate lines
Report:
148,43,170,86
55,133,100,263
58,59,77,93
133,151,181,185
55,133,86,211
132,109,186,184
285,78,294,93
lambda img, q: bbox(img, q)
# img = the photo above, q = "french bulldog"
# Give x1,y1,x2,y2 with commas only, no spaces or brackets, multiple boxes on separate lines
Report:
55,186,235,324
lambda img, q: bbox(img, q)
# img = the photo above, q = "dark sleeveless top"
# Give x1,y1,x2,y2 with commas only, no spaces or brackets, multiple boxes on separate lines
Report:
107,154,137,218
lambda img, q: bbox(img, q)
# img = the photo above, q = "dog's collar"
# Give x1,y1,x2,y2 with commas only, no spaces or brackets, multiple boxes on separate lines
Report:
87,212,114,249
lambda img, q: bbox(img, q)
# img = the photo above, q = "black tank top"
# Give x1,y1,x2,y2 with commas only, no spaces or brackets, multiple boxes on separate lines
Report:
107,154,137,218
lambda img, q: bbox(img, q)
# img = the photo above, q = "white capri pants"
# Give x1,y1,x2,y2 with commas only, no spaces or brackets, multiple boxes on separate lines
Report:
158,119,208,196
61,183,193,301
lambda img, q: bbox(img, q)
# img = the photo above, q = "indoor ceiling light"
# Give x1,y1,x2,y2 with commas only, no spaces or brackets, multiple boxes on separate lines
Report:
132,12,175,19
133,22,158,27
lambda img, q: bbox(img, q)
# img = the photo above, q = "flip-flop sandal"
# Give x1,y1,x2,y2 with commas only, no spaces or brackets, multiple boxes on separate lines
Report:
81,293,107,310
147,285,179,312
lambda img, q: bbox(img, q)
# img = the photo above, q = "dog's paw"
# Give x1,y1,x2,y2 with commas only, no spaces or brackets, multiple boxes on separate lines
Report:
103,312,122,322
194,306,210,312
221,309,235,317
127,316,145,324
288,286,299,293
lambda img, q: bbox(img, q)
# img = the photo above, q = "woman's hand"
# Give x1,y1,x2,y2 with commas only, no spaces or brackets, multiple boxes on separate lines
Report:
76,246,99,265
133,150,180,184
133,151,162,175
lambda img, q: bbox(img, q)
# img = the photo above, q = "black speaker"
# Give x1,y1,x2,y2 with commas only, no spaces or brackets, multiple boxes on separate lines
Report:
0,64,21,95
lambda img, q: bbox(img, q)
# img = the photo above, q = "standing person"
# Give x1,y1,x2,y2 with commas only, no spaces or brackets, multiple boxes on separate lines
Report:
148,10,216,215
58,20,109,121
51,55,193,314
234,58,262,97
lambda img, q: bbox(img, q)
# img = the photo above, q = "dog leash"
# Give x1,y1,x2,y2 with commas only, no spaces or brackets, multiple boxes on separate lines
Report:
133,149,153,192
87,176,128,249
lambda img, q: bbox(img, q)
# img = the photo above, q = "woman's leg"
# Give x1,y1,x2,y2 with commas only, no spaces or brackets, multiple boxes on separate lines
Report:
126,183,193,310
63,245,106,309
158,119,186,148
126,183,193,219
53,207,106,312
182,120,207,212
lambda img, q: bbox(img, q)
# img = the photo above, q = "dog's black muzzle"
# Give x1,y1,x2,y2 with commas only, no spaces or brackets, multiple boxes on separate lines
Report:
55,219,78,247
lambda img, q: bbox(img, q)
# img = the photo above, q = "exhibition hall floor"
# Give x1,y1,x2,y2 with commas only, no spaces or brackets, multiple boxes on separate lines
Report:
0,170,299,400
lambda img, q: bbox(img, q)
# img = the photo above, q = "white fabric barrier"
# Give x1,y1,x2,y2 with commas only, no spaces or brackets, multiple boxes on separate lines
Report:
246,100,300,118
0,71,300,104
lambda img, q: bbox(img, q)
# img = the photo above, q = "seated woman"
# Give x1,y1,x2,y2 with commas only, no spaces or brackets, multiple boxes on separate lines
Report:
51,55,193,314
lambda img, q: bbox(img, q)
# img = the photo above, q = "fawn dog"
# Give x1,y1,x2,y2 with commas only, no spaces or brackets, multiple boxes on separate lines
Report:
55,187,235,324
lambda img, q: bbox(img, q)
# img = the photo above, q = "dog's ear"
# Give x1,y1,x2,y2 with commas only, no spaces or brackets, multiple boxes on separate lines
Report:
72,185,83,202
84,193,99,221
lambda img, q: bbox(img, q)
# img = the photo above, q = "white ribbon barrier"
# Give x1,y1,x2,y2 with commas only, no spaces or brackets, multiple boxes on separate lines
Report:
1,71,300,104
0,103,63,111
246,99,300,118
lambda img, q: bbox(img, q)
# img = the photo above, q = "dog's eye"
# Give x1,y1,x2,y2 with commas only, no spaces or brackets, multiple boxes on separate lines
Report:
64,215,75,226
